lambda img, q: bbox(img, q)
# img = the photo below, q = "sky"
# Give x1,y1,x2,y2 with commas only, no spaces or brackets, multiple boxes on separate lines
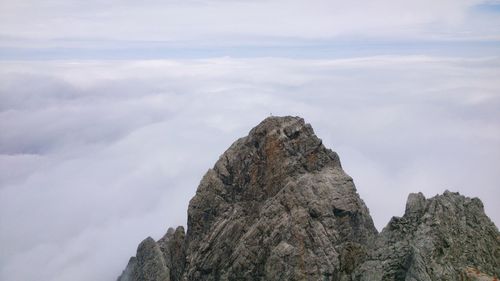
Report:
0,1,500,281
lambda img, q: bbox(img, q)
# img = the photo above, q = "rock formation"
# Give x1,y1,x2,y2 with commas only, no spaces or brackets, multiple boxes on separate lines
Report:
118,116,499,281
353,191,500,281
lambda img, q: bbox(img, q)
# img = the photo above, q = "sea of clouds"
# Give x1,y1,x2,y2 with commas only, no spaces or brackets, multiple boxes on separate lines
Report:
1,56,499,281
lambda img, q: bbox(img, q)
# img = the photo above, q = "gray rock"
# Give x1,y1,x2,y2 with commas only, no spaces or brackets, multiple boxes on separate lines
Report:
184,116,377,280
118,226,186,281
353,191,500,281
158,226,186,281
118,237,170,281
118,116,500,281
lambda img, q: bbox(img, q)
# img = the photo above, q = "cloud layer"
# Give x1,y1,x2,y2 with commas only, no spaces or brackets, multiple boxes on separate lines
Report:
1,0,499,50
1,56,499,281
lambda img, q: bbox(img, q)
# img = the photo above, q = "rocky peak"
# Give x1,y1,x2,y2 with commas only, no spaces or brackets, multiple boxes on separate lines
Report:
118,116,499,281
184,116,376,280
354,191,500,281
210,116,342,203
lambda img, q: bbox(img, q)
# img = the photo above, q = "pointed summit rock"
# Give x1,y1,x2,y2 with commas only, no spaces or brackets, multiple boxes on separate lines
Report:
118,116,499,281
185,116,377,280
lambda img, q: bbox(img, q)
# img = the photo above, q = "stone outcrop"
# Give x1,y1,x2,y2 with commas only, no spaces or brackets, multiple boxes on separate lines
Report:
118,116,499,281
118,226,186,281
353,191,500,281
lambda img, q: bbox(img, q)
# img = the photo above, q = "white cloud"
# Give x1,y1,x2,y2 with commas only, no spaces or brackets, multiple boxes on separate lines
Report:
1,56,500,281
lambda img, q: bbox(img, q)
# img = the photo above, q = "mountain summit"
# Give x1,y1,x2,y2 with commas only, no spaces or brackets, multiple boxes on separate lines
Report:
118,116,499,281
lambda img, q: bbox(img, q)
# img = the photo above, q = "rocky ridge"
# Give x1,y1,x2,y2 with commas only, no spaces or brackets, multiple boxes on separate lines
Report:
118,116,499,281
353,191,500,281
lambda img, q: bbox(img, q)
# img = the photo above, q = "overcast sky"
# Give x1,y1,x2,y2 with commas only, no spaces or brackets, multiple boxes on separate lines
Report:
1,0,500,58
1,1,499,281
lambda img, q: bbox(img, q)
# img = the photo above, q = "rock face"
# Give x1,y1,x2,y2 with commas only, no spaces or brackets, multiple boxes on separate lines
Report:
353,191,500,281
118,116,500,281
118,226,186,281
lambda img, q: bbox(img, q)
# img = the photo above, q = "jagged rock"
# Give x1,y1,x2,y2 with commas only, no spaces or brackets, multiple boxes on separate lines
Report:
184,116,377,280
118,116,500,281
118,226,186,281
158,226,186,281
118,237,170,281
353,191,500,281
